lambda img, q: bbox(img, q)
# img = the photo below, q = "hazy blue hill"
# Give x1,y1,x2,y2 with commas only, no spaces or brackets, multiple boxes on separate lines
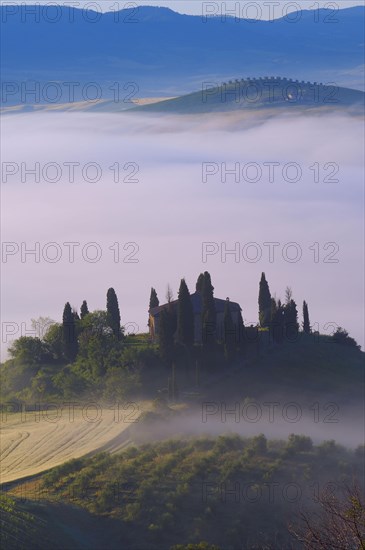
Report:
133,77,365,114
1,5,364,101
3,77,363,115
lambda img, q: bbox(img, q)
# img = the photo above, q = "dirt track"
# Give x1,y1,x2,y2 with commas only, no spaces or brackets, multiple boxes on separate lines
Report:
0,402,147,483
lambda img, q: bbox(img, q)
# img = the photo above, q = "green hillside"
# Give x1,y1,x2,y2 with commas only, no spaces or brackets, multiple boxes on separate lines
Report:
0,493,60,550
1,330,364,408
4,434,364,549
198,334,365,403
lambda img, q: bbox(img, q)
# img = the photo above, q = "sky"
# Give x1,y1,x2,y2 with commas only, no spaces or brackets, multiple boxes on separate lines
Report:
2,0,364,19
1,109,364,358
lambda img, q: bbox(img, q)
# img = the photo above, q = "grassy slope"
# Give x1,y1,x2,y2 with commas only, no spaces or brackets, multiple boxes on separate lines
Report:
4,435,364,550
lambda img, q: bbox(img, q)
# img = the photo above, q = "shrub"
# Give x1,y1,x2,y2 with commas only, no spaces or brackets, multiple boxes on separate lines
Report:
286,434,313,453
333,327,360,348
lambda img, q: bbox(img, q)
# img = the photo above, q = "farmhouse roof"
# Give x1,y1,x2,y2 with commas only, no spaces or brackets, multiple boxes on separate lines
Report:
149,291,241,317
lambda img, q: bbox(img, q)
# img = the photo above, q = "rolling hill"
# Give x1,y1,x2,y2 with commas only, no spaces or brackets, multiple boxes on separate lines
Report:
2,336,364,548
133,77,365,114
2,77,363,116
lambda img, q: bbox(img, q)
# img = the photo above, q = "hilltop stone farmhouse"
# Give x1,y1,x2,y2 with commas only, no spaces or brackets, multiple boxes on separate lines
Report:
149,291,242,344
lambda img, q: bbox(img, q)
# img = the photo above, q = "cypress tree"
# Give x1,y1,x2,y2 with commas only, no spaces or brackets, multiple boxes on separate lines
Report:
258,273,271,327
271,300,285,344
223,298,236,363
177,278,194,346
196,273,205,292
62,302,78,362
285,286,293,305
237,309,245,353
106,287,121,339
80,300,89,319
149,288,159,310
270,297,277,322
159,308,174,367
291,300,299,328
303,300,310,334
284,299,299,341
270,297,278,343
201,271,216,348
148,287,159,328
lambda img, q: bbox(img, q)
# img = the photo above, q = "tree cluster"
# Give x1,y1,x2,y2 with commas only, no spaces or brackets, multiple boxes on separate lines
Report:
259,273,310,344
151,272,245,374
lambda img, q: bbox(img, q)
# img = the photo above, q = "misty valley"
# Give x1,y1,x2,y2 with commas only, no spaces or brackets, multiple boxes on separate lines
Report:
1,3,364,550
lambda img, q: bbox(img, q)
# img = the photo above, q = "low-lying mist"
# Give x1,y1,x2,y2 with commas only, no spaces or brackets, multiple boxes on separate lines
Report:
131,401,365,449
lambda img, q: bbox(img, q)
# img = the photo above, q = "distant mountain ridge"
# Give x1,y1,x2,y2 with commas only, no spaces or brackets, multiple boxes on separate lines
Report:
1,5,364,101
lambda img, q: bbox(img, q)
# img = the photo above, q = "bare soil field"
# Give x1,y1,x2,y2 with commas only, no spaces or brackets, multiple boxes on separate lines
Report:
0,402,148,483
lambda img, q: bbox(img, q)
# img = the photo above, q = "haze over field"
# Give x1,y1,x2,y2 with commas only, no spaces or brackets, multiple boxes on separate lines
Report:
1,400,364,484
1,110,364,357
